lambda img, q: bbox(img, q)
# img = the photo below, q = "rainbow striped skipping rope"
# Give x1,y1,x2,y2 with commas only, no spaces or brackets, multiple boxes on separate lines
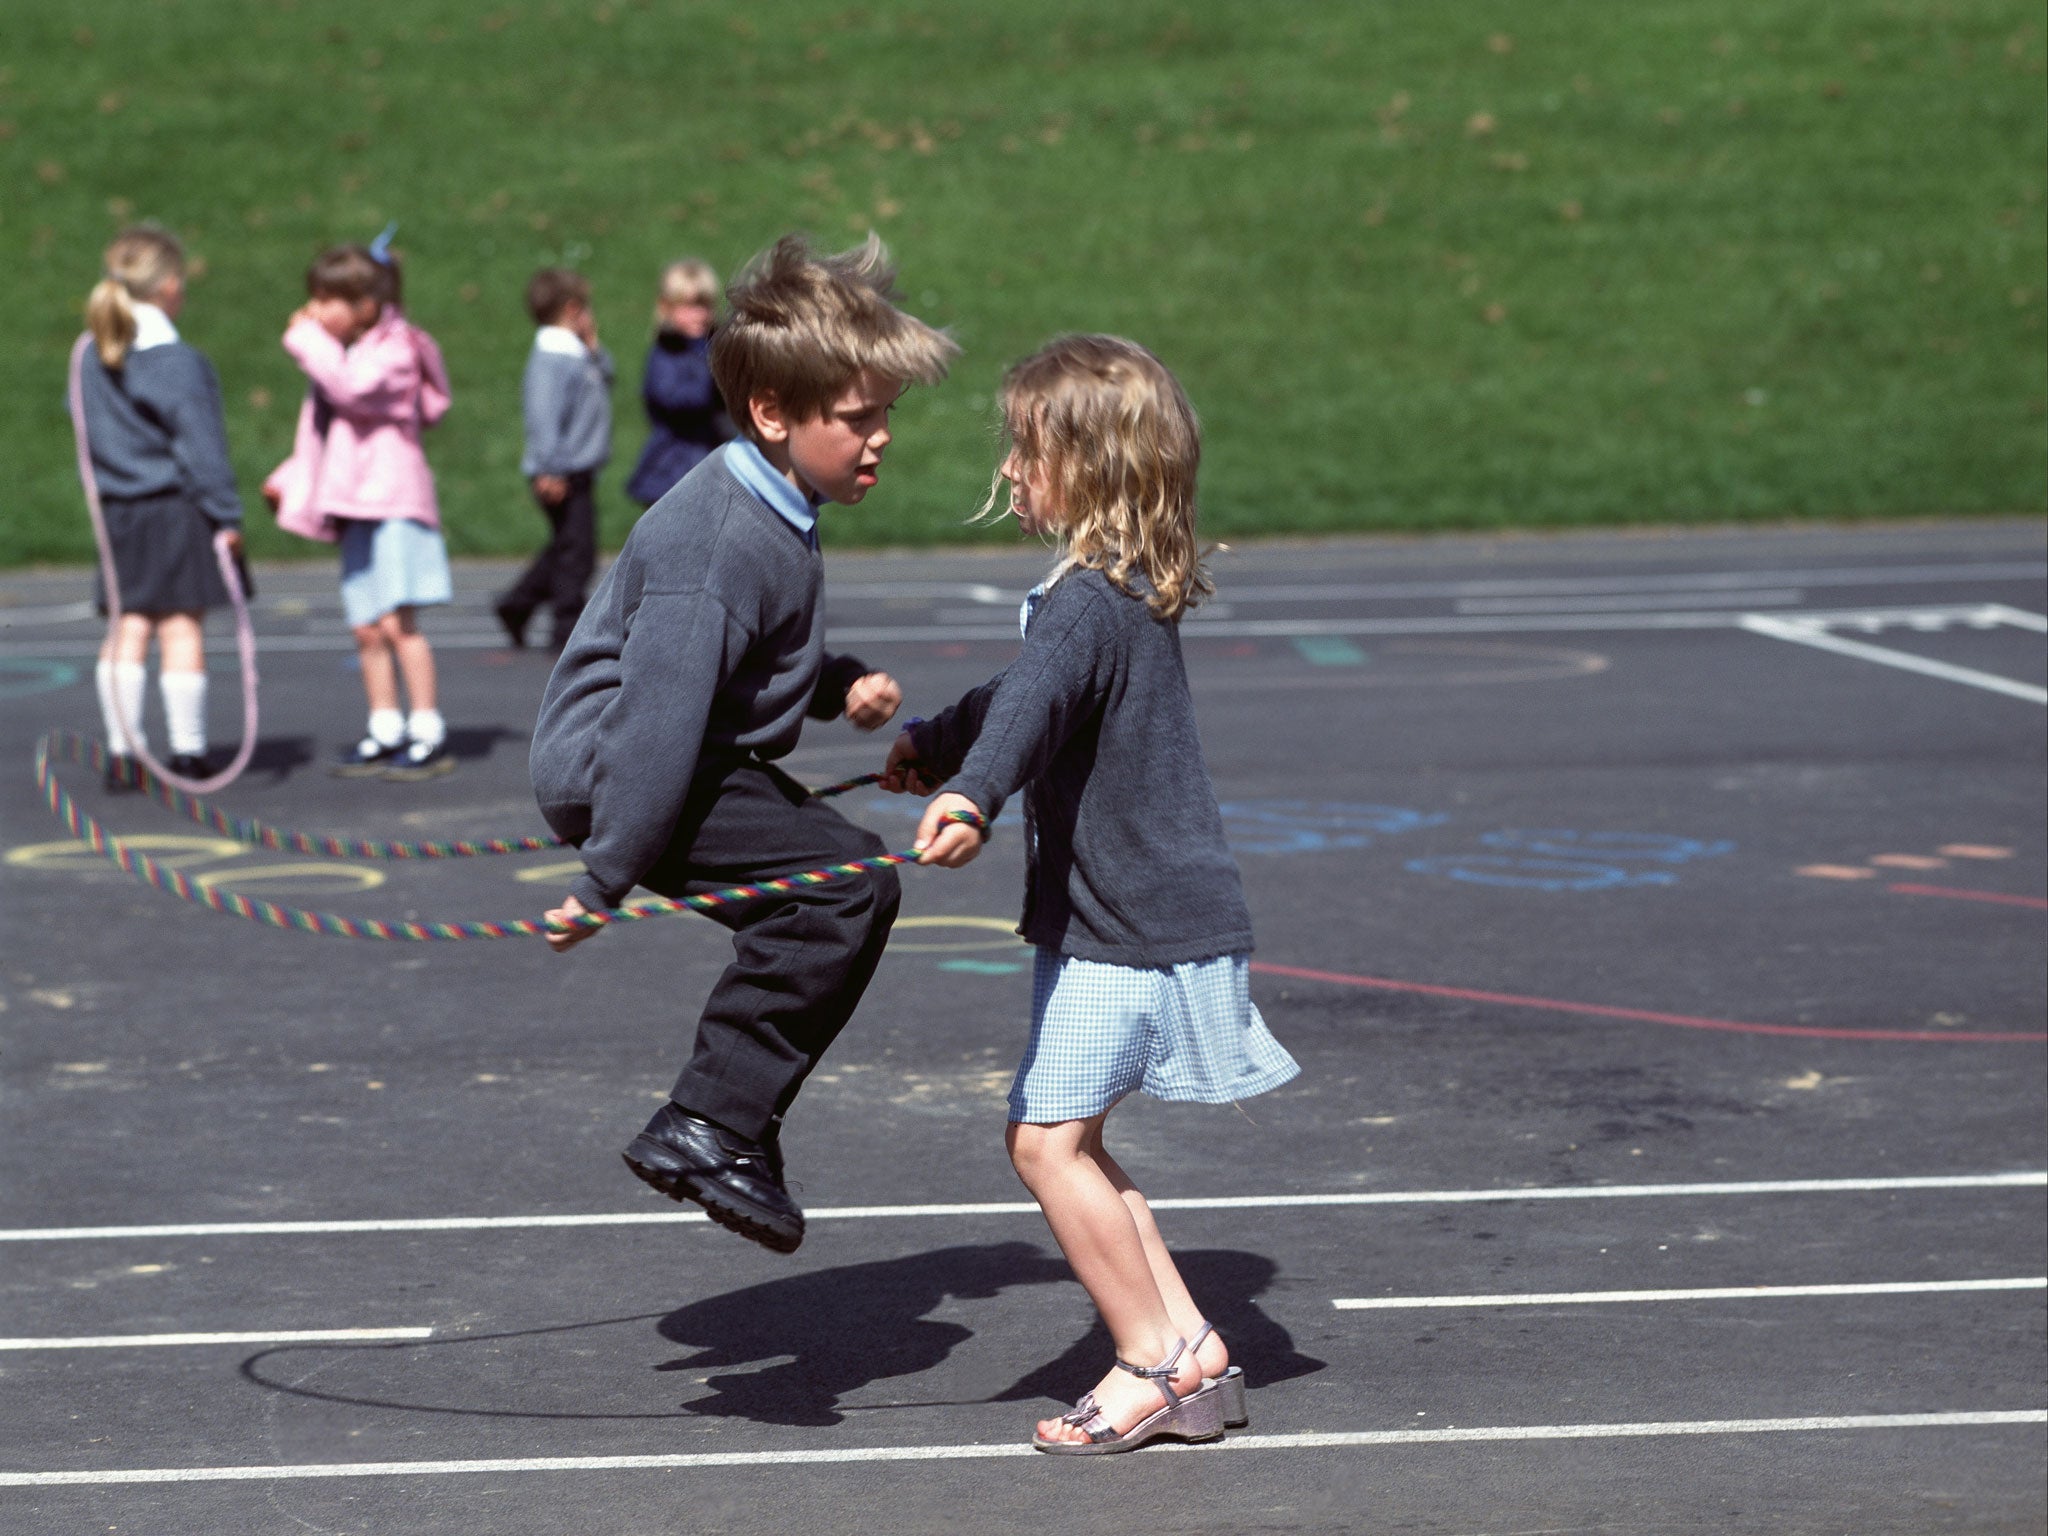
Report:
33,730,981,943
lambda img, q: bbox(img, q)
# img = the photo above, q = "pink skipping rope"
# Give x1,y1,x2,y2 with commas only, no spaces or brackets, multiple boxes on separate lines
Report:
68,331,260,795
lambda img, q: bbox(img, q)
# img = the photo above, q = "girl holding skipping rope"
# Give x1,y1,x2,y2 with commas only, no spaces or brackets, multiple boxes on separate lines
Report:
881,335,1298,1454
78,224,246,788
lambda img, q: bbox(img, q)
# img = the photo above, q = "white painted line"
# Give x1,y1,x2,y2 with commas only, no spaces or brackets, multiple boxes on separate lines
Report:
3,1173,2040,1244
1981,603,2048,633
0,603,2028,657
1456,590,1803,614
1,1411,2039,1486
1332,1278,2047,1309
1740,613,2048,704
0,1328,433,1351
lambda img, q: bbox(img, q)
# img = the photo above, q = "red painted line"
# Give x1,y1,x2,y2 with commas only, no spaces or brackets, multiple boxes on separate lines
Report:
1246,961,2048,1044
1888,883,2048,911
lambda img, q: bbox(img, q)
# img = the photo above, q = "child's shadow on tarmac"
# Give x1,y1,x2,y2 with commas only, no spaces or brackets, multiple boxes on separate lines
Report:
655,1241,1323,1428
237,726,521,784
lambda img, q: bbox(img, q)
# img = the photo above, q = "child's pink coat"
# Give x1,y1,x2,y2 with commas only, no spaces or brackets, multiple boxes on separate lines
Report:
265,307,451,543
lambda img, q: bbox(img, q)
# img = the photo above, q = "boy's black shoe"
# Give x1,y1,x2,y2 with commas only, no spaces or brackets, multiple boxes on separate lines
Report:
103,754,141,793
332,736,406,778
493,599,532,649
167,752,209,780
622,1104,805,1254
381,738,455,782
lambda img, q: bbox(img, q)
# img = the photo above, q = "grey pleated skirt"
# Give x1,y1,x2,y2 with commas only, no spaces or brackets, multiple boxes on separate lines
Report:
92,490,231,616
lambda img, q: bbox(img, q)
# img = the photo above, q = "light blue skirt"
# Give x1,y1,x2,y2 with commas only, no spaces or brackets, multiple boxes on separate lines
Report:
338,517,452,627
1008,949,1300,1124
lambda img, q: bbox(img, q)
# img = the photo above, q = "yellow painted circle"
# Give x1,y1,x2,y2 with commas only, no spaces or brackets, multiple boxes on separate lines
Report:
6,835,245,873
193,863,386,895
890,915,1025,953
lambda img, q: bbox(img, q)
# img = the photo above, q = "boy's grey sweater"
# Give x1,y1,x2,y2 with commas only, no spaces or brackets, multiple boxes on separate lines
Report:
520,340,614,477
909,569,1254,968
529,448,869,913
77,344,244,525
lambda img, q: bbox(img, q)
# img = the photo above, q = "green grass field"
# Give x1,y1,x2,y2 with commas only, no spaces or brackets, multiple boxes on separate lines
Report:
3,0,2043,566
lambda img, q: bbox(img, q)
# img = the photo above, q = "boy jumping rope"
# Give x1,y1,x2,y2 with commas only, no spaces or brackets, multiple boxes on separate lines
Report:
529,234,957,1254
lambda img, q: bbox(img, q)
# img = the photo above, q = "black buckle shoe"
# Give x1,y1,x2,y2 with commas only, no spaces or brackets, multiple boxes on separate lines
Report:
622,1104,805,1254
494,599,531,649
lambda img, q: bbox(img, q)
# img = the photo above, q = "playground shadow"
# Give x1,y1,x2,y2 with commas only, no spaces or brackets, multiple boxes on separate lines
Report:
655,1242,1324,1427
236,1241,1321,1429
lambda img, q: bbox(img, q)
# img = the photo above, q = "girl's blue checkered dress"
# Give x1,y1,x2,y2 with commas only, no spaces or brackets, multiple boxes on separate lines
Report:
1009,948,1299,1124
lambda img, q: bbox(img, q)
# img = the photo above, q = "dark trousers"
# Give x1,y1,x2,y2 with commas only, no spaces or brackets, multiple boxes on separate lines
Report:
639,758,901,1144
503,471,597,643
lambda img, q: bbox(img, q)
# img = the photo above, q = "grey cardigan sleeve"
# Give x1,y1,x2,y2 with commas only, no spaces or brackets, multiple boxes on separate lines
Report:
935,589,1109,824
568,589,751,911
521,352,574,478
159,349,244,527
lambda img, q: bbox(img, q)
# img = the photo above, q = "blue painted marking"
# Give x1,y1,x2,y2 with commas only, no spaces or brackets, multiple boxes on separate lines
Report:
1479,830,1735,864
1218,800,1449,855
937,958,1026,975
1292,636,1367,666
0,659,81,699
1405,855,1680,891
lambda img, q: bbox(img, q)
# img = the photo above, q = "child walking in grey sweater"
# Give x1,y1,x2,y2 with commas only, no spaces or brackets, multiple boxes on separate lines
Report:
497,268,613,650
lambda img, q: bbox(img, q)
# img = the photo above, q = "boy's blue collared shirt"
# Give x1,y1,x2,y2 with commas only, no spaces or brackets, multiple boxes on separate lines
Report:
723,439,821,549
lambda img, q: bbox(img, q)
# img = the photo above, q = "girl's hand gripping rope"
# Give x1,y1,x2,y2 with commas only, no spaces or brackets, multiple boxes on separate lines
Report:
880,729,941,796
915,793,986,867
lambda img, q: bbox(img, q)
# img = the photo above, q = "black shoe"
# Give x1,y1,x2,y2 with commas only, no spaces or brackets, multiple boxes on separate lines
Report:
380,737,454,781
103,754,141,794
332,735,407,777
167,752,209,780
494,599,531,649
622,1104,805,1254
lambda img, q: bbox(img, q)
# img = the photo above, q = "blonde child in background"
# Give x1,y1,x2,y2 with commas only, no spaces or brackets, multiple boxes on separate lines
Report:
883,335,1298,1454
265,238,456,780
76,224,246,787
623,258,734,510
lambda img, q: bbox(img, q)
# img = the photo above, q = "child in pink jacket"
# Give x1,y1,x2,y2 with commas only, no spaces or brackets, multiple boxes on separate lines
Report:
266,239,456,779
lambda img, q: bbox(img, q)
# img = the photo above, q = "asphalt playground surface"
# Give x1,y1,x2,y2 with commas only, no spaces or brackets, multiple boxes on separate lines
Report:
1,518,2044,1535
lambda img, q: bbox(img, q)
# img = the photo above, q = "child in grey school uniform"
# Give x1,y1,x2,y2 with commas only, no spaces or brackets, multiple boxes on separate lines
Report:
497,268,613,650
882,335,1297,1457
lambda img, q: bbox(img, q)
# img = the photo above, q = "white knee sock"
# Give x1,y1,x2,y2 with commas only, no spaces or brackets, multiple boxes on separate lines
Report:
96,660,148,756
160,670,208,757
366,709,407,749
406,708,446,749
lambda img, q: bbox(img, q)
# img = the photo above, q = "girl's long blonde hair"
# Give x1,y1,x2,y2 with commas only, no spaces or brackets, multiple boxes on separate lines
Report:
87,225,185,370
986,334,1212,621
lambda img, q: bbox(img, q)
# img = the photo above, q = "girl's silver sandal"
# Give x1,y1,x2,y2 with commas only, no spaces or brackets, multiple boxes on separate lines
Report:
1188,1320,1249,1428
1031,1337,1225,1455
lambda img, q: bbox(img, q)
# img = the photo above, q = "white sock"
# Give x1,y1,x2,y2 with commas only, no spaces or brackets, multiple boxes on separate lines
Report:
367,709,407,749
160,671,208,757
96,660,148,757
406,708,446,749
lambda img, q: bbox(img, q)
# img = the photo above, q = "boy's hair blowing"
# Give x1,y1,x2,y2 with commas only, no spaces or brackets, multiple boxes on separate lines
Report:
527,268,590,326
711,233,957,440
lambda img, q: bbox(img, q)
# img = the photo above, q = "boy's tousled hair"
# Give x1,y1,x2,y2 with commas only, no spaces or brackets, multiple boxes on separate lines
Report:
711,233,957,440
307,243,389,308
989,334,1213,622
527,267,589,326
86,224,185,370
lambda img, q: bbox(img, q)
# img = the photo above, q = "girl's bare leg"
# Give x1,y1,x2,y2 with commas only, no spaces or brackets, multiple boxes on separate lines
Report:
155,612,204,673
1008,1114,1204,1443
103,613,155,667
378,606,437,712
353,621,400,714
1087,1123,1229,1382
